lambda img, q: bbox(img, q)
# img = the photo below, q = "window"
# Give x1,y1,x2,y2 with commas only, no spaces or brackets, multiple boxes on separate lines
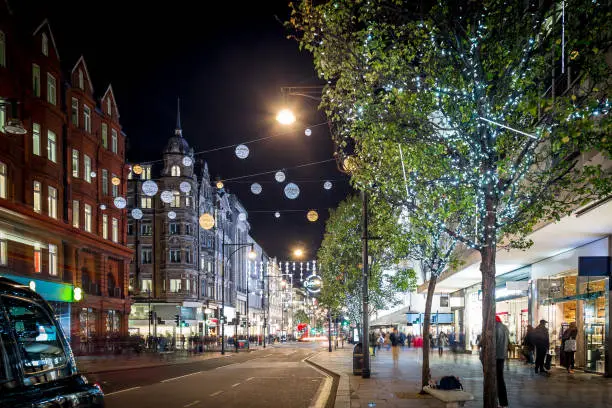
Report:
47,130,56,163
169,223,179,235
102,214,108,239
141,279,152,292
185,248,192,264
32,123,41,155
71,98,78,126
170,279,181,292
142,166,151,180
72,149,79,178
111,174,118,197
127,223,134,235
3,295,69,379
127,170,133,180
84,204,92,232
140,223,152,236
0,104,4,133
84,155,91,183
0,31,5,67
185,194,192,208
47,186,57,219
101,169,108,195
185,224,192,236
48,244,57,276
47,73,56,105
171,165,180,177
0,238,6,266
112,218,118,243
111,129,118,153
141,196,152,209
83,105,91,132
0,162,6,199
78,69,84,90
34,245,41,272
107,98,111,116
33,181,42,213
32,64,41,97
141,247,152,264
169,250,180,263
72,200,79,228
101,123,108,148
42,32,49,56
171,191,180,208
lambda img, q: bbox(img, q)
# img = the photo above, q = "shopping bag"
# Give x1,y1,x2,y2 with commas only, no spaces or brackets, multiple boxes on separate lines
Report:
544,353,552,370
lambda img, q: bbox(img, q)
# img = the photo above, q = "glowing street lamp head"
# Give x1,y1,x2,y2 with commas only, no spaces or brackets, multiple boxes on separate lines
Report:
248,248,257,260
276,108,296,125
293,248,304,258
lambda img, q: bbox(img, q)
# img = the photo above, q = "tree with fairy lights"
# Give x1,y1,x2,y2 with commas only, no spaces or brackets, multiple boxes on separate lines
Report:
289,1,611,406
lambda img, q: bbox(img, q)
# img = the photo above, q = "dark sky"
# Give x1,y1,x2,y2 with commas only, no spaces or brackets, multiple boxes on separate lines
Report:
14,0,352,259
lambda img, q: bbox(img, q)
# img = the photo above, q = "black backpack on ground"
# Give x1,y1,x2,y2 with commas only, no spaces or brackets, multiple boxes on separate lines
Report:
438,376,463,390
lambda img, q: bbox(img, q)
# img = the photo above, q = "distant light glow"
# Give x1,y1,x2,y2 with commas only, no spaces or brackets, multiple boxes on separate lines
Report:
276,108,296,125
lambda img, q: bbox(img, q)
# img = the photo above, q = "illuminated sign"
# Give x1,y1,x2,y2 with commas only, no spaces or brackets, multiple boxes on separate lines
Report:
304,275,322,294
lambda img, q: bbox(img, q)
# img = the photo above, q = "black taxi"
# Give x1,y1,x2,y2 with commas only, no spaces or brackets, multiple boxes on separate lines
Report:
0,277,104,407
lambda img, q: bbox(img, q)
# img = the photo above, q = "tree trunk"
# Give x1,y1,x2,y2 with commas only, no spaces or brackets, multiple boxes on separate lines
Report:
480,198,498,408
421,274,437,389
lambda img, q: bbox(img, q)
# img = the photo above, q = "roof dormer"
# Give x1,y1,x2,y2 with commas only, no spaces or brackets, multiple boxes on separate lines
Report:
71,56,94,96
102,85,120,122
32,19,59,61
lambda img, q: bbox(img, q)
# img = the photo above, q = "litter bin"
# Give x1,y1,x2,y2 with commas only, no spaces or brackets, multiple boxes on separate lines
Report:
353,343,364,375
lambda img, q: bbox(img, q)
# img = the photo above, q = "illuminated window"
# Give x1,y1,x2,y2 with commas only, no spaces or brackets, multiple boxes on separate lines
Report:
0,162,6,199
32,64,41,97
32,123,41,155
170,278,181,292
84,204,92,232
107,98,112,116
102,169,108,195
84,155,91,183
72,200,79,228
33,181,41,213
41,32,48,56
141,196,152,209
0,104,4,133
111,129,118,153
112,218,118,243
185,194,192,208
34,245,41,272
111,173,118,197
141,279,152,292
0,238,6,265
47,186,57,219
47,73,56,105
47,130,56,162
171,165,180,177
102,214,108,239
71,98,78,126
83,105,91,132
48,244,57,276
171,191,180,208
72,149,79,178
101,123,108,148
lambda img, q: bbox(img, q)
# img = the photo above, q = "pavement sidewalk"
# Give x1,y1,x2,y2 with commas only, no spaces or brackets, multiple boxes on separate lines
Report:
310,346,612,408
76,346,268,374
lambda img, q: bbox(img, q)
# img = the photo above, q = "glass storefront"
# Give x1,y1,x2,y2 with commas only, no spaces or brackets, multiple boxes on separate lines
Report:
496,297,528,356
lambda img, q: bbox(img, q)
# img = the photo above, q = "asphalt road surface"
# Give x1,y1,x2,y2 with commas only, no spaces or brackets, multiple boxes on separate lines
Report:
94,343,330,408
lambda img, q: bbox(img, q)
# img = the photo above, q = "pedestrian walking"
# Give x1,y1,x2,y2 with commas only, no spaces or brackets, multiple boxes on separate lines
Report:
384,332,391,350
522,325,535,364
369,331,378,357
438,331,447,356
390,328,400,367
495,316,510,408
529,319,550,374
562,322,578,373
378,332,384,350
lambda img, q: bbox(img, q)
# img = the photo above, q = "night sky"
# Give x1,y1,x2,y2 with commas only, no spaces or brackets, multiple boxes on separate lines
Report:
12,0,352,260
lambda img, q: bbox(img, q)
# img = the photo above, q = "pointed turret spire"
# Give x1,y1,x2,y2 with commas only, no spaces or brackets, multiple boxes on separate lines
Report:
175,97,182,137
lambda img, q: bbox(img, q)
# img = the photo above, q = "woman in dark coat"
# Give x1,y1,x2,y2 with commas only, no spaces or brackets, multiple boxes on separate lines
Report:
562,322,578,373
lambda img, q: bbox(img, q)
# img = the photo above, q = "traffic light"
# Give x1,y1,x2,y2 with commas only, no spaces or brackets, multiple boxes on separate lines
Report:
174,314,180,326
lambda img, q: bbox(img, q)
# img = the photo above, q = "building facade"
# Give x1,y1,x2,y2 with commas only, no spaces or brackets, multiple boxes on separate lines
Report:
0,10,132,354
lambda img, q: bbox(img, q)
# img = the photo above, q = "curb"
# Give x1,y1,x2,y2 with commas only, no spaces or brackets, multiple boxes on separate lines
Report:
305,352,349,408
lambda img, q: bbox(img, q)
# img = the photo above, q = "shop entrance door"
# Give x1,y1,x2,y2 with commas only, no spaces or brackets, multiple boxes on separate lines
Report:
584,298,606,373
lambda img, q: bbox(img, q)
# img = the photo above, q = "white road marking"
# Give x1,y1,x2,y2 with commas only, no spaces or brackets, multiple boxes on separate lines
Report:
231,382,241,388
105,386,141,396
245,377,255,382
183,401,200,407
210,391,224,397
216,362,239,369
264,354,273,357
160,371,203,383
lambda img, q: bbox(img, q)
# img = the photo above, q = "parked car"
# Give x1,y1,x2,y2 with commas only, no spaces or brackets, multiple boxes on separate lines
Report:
0,277,104,407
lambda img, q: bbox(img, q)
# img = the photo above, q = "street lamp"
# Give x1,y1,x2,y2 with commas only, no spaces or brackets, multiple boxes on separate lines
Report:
276,108,296,125
293,248,304,258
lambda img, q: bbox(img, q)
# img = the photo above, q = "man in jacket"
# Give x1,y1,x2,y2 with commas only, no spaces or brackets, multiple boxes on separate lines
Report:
496,316,510,408
529,319,550,374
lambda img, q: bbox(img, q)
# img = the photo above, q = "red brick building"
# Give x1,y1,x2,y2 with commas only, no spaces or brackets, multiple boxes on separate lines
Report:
0,7,132,354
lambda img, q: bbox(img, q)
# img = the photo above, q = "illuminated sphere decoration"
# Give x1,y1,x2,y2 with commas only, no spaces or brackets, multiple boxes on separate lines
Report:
160,190,173,204
111,176,121,186
274,211,281,218
238,213,247,222
324,181,333,190
284,183,300,200
216,181,224,189
251,183,262,195
275,171,286,183
307,210,319,222
199,213,215,230
235,144,250,159
99,204,106,210
131,208,143,220
182,156,193,167
179,181,192,193
114,197,127,209
168,211,177,220
305,128,312,136
132,164,143,175
142,180,158,196
90,171,97,178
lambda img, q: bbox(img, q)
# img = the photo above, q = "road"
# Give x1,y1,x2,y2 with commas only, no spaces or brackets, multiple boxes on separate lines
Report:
93,343,332,408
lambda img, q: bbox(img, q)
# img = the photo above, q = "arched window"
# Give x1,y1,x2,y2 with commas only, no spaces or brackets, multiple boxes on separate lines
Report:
171,165,181,177
41,33,48,56
78,69,84,90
